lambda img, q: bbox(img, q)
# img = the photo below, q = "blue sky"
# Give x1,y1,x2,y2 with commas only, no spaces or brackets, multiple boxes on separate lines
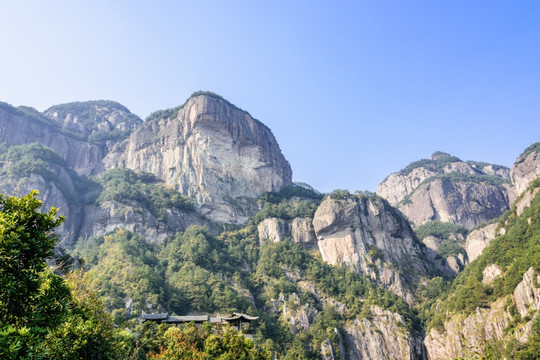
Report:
1,1,539,192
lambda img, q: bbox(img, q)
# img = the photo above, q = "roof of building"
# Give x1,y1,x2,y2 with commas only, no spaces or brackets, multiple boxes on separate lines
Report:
142,313,168,321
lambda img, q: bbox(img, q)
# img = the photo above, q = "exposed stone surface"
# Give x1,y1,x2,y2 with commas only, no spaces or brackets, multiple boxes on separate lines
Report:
511,144,540,196
482,264,502,284
376,167,438,206
465,223,498,262
43,100,141,140
313,195,435,304
0,104,107,175
516,187,540,216
377,152,514,229
102,94,292,224
0,165,82,246
425,297,511,360
425,267,540,359
513,267,540,317
344,306,423,360
398,179,513,229
79,201,206,244
257,217,316,247
257,218,289,243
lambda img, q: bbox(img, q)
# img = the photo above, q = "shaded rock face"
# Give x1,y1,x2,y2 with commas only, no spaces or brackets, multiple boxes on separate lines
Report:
257,217,316,247
102,94,292,224
0,105,106,175
0,171,82,247
511,144,540,196
312,196,435,304
377,152,514,229
344,306,424,360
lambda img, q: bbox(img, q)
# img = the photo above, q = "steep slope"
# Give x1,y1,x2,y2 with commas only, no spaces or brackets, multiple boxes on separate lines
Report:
44,100,142,149
424,177,540,359
511,142,540,196
0,143,88,246
312,191,437,304
0,100,141,175
78,168,207,243
377,151,514,228
101,92,292,224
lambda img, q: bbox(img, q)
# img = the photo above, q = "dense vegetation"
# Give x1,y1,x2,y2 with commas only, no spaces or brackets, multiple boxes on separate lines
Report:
97,168,194,221
397,151,462,176
415,221,468,259
70,188,430,358
250,185,322,225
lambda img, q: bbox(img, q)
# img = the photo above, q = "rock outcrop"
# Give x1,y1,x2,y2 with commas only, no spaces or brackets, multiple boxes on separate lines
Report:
102,93,292,224
312,194,435,304
465,223,498,262
43,100,141,141
511,143,540,196
257,217,316,247
79,201,206,244
425,267,540,359
377,152,514,229
0,142,84,246
344,306,424,360
0,103,107,175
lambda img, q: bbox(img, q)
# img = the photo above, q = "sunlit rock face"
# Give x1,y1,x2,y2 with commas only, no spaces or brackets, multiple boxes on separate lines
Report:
102,94,292,224
312,195,435,304
377,152,514,229
511,143,540,196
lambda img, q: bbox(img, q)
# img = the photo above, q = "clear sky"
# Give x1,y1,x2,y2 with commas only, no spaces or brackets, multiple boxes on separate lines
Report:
1,1,539,192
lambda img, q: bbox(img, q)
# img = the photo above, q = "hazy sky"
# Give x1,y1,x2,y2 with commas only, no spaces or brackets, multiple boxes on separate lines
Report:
1,1,539,192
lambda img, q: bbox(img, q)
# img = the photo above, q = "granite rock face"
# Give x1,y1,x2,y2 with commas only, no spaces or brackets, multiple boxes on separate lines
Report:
257,217,317,247
465,223,498,262
344,306,425,360
79,201,206,244
425,267,540,359
511,143,540,196
312,195,435,304
0,103,108,175
377,152,514,229
43,100,142,151
102,94,292,224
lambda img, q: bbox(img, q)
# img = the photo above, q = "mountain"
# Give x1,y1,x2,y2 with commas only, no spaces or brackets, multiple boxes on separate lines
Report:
377,151,515,229
0,92,539,359
101,92,292,224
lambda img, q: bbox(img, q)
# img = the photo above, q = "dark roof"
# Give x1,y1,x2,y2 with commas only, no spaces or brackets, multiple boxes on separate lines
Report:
142,313,168,321
163,315,209,323
142,312,258,324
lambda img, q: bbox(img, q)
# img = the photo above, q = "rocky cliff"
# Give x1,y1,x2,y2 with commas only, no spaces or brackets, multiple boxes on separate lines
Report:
312,194,436,304
424,179,540,359
44,100,142,150
101,93,292,224
0,101,141,175
511,142,540,196
377,152,514,229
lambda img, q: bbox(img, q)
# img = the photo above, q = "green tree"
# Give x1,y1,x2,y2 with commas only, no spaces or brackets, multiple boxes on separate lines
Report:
0,191,70,359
